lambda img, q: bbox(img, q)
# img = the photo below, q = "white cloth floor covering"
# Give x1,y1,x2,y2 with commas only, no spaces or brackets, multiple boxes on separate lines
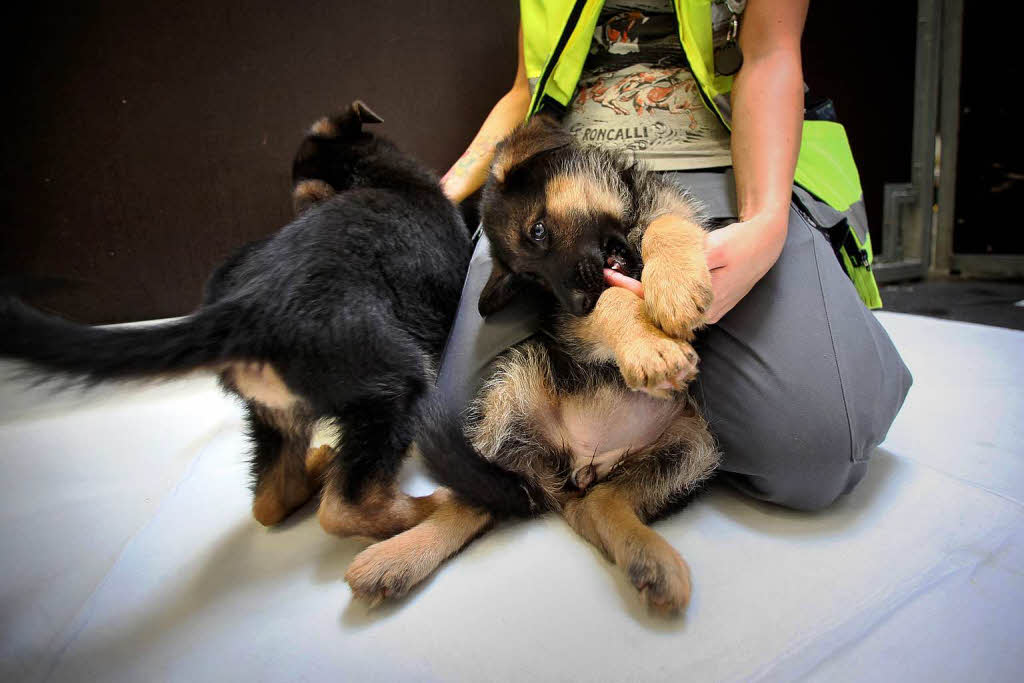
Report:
0,312,1022,682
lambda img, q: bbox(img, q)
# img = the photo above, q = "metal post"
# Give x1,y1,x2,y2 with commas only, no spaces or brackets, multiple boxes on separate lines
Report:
932,0,964,274
904,0,942,275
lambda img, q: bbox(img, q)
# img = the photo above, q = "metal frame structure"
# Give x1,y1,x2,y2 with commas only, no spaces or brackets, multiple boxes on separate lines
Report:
875,0,1024,282
932,0,963,274
873,0,942,283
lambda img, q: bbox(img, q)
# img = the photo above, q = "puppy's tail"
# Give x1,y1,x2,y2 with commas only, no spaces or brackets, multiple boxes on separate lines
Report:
416,397,545,519
0,295,248,385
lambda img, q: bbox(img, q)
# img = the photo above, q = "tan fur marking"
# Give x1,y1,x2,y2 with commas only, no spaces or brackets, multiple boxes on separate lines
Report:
491,121,565,183
230,362,299,410
640,215,713,340
647,185,700,224
544,172,624,228
629,407,720,515
565,287,698,399
467,343,566,507
310,117,337,137
317,480,445,540
252,454,317,526
292,179,335,213
304,444,333,481
471,344,556,458
253,405,313,440
345,491,491,604
563,484,691,615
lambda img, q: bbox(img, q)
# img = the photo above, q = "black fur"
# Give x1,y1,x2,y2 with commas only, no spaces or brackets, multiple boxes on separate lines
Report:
417,397,545,517
0,294,251,383
0,102,472,507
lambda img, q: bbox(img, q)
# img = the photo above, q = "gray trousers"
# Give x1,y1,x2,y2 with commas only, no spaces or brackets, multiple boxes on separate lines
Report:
436,170,912,511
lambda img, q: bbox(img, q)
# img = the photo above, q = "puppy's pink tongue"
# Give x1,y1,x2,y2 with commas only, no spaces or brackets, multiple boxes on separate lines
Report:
604,268,644,299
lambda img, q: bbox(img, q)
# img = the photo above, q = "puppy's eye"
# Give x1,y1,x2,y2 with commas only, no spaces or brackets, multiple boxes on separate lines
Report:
529,221,547,242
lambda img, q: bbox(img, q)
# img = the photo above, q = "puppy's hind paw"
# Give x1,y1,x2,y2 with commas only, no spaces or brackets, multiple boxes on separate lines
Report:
626,541,692,616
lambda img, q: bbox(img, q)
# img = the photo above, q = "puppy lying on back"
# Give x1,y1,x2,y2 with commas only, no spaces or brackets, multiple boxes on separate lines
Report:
1,101,475,547
346,115,719,615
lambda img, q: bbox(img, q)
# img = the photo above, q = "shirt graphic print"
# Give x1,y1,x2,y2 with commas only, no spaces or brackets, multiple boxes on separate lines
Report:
563,1,733,171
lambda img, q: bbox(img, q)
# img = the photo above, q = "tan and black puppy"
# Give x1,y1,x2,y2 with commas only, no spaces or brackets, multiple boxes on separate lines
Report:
346,116,719,616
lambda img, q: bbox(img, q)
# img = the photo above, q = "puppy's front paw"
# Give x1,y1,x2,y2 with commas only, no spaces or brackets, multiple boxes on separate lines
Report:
642,258,713,340
617,336,699,399
346,535,435,606
624,537,692,616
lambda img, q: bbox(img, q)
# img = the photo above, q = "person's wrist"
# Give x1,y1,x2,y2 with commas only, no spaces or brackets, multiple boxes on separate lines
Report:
744,209,788,239
739,202,789,227
738,211,788,267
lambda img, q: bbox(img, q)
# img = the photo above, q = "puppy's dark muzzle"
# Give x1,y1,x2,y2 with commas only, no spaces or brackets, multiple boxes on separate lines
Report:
575,253,604,292
566,252,606,315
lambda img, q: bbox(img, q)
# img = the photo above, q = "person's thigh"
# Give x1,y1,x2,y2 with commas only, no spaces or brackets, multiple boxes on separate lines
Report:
436,235,542,414
681,182,912,510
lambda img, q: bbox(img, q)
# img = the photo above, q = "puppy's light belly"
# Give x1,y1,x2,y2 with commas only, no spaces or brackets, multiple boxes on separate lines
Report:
554,388,682,486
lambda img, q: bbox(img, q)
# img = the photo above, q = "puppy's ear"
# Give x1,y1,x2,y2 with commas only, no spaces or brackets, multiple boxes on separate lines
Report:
312,100,385,139
491,115,572,184
350,100,384,124
478,259,522,317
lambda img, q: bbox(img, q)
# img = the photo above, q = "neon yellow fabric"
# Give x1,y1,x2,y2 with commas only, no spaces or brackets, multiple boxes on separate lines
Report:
519,0,881,307
841,236,883,309
547,3,604,110
519,0,571,79
673,0,729,120
521,0,604,114
795,122,864,213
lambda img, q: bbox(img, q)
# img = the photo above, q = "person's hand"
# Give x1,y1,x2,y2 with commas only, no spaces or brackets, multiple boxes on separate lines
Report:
702,214,787,323
603,213,788,324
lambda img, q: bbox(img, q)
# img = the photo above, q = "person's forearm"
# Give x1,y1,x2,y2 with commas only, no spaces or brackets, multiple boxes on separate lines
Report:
610,1,810,324
730,2,808,230
440,87,531,203
730,54,803,226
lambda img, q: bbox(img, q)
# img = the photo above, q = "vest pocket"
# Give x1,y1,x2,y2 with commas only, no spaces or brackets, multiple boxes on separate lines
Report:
792,187,882,309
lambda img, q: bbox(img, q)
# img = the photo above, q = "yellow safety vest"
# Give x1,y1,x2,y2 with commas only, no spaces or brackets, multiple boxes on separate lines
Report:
520,0,882,308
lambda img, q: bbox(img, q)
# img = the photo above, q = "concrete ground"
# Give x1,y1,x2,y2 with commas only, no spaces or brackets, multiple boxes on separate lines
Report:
879,278,1024,331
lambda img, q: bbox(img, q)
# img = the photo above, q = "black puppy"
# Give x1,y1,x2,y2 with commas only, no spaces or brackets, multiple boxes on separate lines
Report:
0,100,472,539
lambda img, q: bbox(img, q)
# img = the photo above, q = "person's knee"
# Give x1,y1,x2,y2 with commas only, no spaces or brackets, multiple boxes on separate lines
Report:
766,454,868,512
712,328,912,512
718,407,869,512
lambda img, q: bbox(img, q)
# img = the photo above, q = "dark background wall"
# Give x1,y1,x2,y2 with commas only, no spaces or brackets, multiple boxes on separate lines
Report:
1,1,916,324
953,0,1022,255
